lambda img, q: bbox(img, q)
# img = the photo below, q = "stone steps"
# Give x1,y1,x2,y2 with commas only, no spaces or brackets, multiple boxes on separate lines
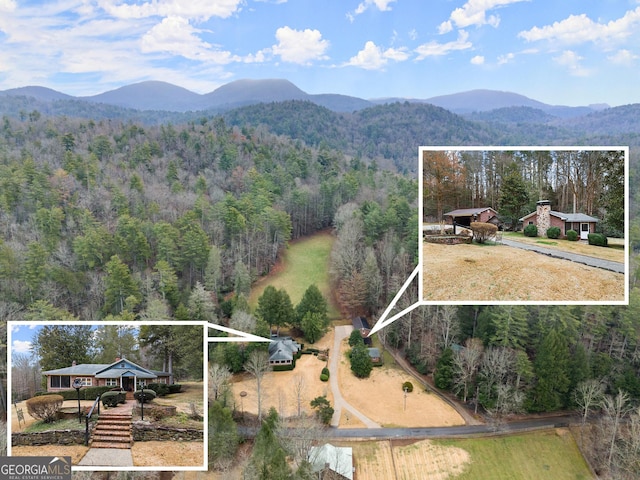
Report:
91,412,132,449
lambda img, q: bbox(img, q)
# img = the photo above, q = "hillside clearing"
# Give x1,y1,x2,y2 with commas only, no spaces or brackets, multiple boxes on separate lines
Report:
249,231,339,318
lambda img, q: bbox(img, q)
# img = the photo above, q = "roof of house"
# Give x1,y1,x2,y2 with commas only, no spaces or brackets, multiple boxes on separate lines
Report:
309,444,353,480
444,207,498,217
520,210,599,223
367,348,381,359
352,317,370,330
268,336,301,363
42,357,168,378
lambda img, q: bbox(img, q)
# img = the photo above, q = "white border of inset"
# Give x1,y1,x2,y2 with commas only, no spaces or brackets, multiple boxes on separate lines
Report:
7,320,208,472
418,145,629,306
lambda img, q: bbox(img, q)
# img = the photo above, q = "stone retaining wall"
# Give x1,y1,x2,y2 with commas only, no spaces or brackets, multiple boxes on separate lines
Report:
424,235,472,245
133,423,203,442
12,429,87,446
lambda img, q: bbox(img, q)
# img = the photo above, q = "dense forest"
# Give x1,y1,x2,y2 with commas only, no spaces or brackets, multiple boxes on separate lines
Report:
0,97,639,478
422,149,625,235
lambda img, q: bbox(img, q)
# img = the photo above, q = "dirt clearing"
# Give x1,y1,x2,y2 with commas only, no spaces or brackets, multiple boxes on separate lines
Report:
423,242,625,302
345,439,470,480
229,331,334,418
337,337,464,428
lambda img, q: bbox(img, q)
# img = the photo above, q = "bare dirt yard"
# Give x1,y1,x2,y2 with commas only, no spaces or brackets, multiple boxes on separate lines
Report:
336,337,464,428
337,439,470,480
229,330,334,418
423,242,625,302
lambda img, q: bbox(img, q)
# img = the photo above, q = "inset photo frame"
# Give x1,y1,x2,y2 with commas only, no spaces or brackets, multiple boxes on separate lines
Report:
419,146,628,305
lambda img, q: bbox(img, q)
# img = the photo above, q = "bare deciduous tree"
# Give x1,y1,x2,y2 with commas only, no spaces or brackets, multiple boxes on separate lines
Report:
209,363,232,403
244,349,271,423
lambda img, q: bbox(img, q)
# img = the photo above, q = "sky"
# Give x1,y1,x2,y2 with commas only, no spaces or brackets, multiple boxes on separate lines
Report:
0,1,639,107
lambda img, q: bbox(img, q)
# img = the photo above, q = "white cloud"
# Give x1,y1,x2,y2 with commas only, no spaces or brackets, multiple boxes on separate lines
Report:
141,16,239,63
519,7,640,46
415,30,473,59
0,0,16,12
554,50,590,76
497,52,514,64
408,29,418,41
346,41,409,70
272,26,329,64
440,0,528,31
471,55,485,65
355,0,396,15
98,0,243,22
13,340,32,354
608,49,638,66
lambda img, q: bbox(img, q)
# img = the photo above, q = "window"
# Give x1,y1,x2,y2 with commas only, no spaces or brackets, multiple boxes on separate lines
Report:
75,377,92,386
105,379,118,387
50,376,71,389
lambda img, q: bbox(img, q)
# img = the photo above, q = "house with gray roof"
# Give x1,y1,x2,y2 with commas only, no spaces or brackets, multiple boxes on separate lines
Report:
42,357,170,393
268,336,302,367
520,200,599,239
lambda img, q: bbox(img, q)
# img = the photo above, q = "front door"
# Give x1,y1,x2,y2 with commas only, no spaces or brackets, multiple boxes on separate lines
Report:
122,376,134,392
580,223,590,240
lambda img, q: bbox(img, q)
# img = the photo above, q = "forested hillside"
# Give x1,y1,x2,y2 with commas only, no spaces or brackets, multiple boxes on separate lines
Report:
0,112,416,323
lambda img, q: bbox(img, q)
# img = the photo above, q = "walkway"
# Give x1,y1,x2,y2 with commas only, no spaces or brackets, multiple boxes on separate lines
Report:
501,238,625,274
78,400,134,467
328,325,381,428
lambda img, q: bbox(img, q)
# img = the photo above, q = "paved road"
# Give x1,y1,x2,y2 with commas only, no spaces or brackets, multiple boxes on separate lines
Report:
239,414,579,440
501,238,625,274
328,325,381,428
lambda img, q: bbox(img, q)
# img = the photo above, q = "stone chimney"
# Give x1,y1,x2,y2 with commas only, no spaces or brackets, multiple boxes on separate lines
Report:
536,200,551,237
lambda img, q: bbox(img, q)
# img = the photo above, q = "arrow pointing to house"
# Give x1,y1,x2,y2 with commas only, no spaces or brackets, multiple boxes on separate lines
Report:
207,323,274,342
368,265,421,336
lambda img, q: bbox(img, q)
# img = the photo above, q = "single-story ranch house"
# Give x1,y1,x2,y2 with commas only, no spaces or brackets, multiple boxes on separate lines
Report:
42,357,170,393
519,200,599,239
268,336,302,367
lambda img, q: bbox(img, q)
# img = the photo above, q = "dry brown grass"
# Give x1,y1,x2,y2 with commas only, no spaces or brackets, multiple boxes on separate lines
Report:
10,445,89,464
229,331,334,418
344,439,470,480
337,337,464,428
131,441,204,467
423,242,625,302
503,233,625,263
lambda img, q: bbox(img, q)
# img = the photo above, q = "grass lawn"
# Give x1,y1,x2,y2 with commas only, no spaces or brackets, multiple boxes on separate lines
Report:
249,230,339,319
436,429,594,480
503,232,625,263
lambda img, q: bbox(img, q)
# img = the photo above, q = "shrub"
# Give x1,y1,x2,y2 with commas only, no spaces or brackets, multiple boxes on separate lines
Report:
320,374,329,382
84,386,113,401
546,226,561,239
321,367,330,378
402,381,414,393
523,224,538,237
147,383,170,397
134,389,156,403
101,391,126,407
168,384,182,394
588,233,608,247
470,222,498,244
566,229,578,241
348,329,364,347
26,395,63,423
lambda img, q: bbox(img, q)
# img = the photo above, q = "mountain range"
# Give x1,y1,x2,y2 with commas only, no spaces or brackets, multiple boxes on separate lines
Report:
0,78,612,117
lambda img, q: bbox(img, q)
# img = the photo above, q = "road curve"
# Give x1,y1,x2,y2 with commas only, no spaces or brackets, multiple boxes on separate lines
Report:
328,325,381,428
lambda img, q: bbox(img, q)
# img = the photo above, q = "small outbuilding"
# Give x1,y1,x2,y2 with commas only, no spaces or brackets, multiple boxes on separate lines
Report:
444,207,501,233
351,317,372,345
